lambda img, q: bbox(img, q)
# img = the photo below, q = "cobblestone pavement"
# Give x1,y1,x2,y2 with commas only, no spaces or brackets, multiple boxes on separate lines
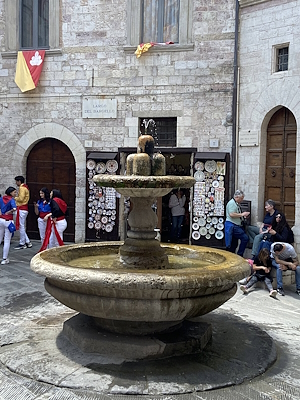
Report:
0,240,300,399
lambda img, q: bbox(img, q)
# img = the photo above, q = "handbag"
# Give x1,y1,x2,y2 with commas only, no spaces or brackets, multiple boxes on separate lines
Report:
8,221,16,234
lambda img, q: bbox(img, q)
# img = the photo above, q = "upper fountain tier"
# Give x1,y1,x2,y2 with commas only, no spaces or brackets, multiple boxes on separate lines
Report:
93,134,195,197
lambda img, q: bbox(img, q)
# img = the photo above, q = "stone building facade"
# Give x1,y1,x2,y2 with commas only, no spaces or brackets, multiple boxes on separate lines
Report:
0,0,237,243
238,0,300,251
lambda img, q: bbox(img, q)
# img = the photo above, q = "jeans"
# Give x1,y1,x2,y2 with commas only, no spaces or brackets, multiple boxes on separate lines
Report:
271,259,300,290
171,214,184,242
246,274,274,292
225,222,249,257
247,225,259,243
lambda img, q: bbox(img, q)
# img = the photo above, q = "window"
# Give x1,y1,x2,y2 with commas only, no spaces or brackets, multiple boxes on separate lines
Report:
126,0,192,48
4,0,59,53
276,47,288,72
142,0,180,43
21,0,49,49
140,117,177,147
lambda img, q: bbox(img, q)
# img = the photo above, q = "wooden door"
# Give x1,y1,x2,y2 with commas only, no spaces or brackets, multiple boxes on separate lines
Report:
265,107,296,225
26,138,76,242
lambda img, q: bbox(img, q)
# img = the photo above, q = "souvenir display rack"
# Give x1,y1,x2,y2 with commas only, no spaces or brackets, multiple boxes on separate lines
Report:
86,152,119,242
191,152,230,248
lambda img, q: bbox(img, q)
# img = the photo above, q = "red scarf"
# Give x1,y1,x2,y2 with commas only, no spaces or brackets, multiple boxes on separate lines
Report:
39,218,64,252
53,197,67,214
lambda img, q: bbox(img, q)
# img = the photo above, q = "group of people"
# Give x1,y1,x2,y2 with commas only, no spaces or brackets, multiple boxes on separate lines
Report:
225,190,300,297
0,176,68,265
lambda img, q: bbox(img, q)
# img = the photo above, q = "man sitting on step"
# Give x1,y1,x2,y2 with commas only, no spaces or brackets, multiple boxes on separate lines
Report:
270,242,300,296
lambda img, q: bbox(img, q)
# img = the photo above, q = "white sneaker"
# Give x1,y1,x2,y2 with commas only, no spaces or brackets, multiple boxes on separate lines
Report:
269,290,277,298
240,285,248,294
239,277,248,285
1,258,9,265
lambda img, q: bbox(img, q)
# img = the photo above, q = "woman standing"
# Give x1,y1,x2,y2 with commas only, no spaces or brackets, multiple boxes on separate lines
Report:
40,189,68,251
34,187,51,243
0,187,17,264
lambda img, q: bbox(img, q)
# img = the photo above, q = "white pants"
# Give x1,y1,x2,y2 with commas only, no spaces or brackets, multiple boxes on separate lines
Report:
19,210,30,245
38,217,47,243
0,219,13,259
49,219,67,248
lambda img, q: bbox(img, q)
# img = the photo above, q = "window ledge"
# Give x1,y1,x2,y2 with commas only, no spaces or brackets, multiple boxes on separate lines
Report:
1,49,63,59
123,44,194,54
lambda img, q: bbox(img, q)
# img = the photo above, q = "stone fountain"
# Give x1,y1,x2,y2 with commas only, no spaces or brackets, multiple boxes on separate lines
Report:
30,134,249,360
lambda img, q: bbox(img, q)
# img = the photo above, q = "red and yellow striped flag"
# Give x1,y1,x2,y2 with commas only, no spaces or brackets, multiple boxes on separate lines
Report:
15,50,45,92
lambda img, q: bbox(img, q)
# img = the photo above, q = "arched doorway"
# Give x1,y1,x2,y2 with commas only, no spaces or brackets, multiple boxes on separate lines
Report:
265,107,296,225
26,138,76,242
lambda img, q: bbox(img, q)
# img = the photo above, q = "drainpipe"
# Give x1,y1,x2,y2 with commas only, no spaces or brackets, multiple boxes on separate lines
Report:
231,0,239,197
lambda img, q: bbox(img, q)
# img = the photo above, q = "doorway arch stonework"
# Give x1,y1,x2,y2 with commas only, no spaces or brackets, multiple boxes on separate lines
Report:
13,123,86,243
238,78,300,252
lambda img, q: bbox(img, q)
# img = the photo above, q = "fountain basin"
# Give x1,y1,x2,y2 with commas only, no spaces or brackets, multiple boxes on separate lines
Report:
30,242,250,335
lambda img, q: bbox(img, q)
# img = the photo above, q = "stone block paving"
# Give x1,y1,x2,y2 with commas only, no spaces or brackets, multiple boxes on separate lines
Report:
0,240,300,399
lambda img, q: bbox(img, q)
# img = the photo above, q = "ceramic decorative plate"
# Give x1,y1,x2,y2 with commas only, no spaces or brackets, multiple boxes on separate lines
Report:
193,216,199,222
194,161,204,171
212,217,218,225
209,227,215,234
212,180,219,188
95,162,106,174
106,160,118,173
215,230,224,240
217,223,224,230
199,227,207,236
204,160,217,173
101,216,108,224
105,223,113,233
95,221,101,230
88,222,94,229
192,223,199,230
194,171,205,182
198,218,206,227
86,160,96,170
205,233,211,240
192,231,200,240
219,217,224,223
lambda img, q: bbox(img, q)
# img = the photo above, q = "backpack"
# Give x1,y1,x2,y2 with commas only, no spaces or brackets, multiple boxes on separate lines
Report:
287,228,294,244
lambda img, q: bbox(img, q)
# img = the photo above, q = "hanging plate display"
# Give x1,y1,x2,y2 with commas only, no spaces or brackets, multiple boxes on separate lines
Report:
86,160,96,170
215,230,224,240
95,162,106,174
194,171,205,182
194,161,204,171
192,231,200,240
106,160,118,173
204,160,217,173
